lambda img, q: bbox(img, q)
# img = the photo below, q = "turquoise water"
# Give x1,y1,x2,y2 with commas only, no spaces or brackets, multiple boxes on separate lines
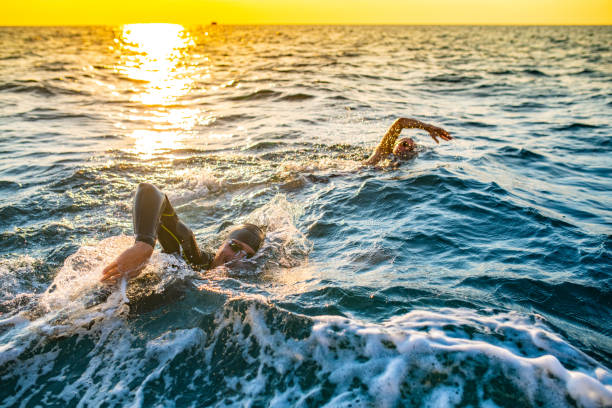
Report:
0,25,611,407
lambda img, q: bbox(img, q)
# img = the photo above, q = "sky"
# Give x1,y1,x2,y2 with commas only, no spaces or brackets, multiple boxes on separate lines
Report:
2,0,611,25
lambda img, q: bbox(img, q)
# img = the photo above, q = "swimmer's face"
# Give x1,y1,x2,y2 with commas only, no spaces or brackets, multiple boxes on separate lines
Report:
210,239,256,268
393,137,416,159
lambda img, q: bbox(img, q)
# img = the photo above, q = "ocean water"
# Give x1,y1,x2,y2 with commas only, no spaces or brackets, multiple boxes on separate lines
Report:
0,24,611,407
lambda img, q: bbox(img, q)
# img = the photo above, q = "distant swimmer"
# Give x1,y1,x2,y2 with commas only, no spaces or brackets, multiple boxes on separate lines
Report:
101,183,264,283
363,118,452,166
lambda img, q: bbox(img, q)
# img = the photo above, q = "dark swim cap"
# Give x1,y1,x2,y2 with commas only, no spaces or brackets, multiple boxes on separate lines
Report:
228,223,265,252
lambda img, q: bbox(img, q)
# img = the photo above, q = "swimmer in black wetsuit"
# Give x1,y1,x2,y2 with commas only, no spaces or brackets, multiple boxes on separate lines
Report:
101,183,264,283
363,118,452,166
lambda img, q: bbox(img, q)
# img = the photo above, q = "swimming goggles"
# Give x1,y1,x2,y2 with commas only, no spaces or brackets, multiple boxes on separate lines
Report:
228,239,252,258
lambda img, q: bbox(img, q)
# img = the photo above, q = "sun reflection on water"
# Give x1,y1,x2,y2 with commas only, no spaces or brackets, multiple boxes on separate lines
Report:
119,23,195,106
114,23,202,158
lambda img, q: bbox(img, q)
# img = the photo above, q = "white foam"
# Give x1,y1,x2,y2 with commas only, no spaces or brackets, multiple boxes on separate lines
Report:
39,235,134,313
3,292,611,407
214,305,612,408
0,235,201,367
0,255,47,305
132,328,207,407
278,157,360,175
166,168,224,205
0,343,59,407
370,356,407,408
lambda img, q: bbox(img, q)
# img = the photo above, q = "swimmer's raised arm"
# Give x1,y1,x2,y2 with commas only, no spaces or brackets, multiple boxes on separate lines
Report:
363,118,452,165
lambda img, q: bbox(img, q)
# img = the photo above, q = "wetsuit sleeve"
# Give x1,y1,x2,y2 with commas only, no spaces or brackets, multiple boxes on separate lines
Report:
133,182,165,247
133,183,212,268
171,221,213,267
156,198,213,267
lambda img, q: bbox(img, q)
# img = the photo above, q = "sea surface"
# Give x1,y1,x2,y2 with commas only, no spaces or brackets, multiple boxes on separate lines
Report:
0,25,611,407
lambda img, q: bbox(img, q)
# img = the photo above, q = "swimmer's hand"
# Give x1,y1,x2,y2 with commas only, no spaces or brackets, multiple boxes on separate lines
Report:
101,241,153,284
423,123,452,144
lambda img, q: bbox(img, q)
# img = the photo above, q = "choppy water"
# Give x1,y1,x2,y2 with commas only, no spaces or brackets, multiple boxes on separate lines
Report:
0,25,611,407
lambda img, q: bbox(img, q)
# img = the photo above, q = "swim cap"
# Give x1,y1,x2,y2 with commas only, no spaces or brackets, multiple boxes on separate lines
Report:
228,223,265,252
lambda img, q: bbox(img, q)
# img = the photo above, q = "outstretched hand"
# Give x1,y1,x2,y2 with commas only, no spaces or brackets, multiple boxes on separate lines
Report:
101,241,154,284
424,124,452,143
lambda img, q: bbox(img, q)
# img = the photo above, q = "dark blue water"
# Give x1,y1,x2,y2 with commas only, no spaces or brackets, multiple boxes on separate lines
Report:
0,25,611,407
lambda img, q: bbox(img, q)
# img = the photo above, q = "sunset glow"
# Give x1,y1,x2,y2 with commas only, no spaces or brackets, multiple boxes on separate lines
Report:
3,0,611,25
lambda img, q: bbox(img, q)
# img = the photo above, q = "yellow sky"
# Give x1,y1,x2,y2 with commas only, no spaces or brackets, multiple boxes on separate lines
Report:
2,0,611,25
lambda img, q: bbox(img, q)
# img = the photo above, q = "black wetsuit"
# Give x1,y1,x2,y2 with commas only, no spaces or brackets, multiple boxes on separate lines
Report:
134,183,213,268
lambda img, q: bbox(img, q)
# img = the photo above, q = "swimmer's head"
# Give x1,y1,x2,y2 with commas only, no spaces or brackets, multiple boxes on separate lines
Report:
210,223,265,268
393,137,416,159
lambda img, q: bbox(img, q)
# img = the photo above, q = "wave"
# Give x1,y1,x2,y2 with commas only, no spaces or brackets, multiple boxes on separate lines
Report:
570,68,598,76
0,221,80,258
0,81,88,97
522,68,548,76
15,108,95,122
494,145,546,160
461,120,497,128
214,113,256,124
244,141,287,150
427,74,483,84
0,203,31,225
0,54,23,61
0,82,55,97
287,285,479,318
36,61,72,72
0,256,51,313
502,101,547,111
326,94,350,100
459,276,612,335
334,73,384,81
489,69,514,75
553,123,602,131
2,292,610,407
276,93,315,102
228,89,282,101
0,180,22,191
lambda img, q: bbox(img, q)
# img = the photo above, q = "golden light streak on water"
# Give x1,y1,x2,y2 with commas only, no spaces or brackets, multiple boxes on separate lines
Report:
114,24,202,158
130,129,183,156
119,23,195,105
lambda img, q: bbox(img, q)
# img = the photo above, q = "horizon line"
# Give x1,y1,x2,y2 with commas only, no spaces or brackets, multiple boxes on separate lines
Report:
2,23,611,27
